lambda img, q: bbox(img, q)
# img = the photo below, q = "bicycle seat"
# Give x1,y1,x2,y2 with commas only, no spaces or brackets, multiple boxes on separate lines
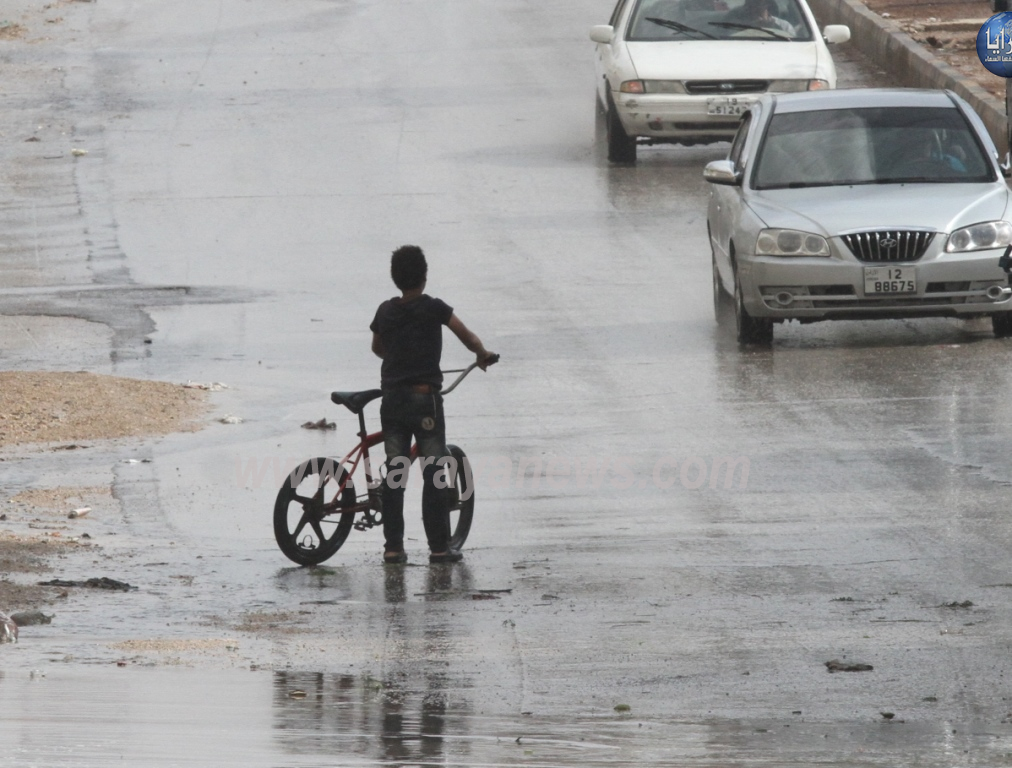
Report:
331,389,382,414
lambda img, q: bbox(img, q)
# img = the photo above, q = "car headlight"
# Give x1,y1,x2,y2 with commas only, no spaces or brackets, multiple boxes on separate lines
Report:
620,80,688,94
945,221,1012,253
767,80,831,93
641,80,687,94
756,228,830,256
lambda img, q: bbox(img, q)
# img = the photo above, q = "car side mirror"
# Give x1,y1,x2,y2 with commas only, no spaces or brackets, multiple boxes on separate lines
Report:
703,160,742,186
1001,151,1012,178
590,25,615,44
822,25,851,44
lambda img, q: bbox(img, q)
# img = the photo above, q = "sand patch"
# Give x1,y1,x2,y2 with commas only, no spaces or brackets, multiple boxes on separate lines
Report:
7,485,110,511
112,638,241,653
0,371,206,448
0,22,27,40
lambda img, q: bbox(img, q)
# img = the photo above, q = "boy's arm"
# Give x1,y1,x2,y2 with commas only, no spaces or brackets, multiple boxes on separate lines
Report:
371,333,385,359
447,314,495,370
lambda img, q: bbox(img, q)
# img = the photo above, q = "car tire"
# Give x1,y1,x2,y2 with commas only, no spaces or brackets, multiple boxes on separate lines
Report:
992,311,1012,338
712,252,732,323
734,268,773,346
606,95,637,164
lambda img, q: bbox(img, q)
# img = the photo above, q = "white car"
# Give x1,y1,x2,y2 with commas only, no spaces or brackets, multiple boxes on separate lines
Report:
705,88,1012,345
590,0,850,162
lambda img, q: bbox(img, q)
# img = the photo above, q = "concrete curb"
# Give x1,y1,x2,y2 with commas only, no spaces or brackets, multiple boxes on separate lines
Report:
806,0,1008,152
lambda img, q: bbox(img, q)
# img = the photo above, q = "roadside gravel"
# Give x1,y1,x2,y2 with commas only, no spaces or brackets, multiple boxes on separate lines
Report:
859,0,1003,101
0,371,205,448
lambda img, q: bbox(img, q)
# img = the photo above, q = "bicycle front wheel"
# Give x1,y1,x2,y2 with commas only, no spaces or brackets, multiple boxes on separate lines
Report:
447,444,474,550
274,457,356,565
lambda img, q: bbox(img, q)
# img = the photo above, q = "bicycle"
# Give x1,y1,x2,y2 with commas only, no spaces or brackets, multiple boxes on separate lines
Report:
273,355,499,565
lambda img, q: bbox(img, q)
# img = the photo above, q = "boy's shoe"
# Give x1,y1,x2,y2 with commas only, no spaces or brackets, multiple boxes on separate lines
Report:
383,551,408,565
429,550,463,564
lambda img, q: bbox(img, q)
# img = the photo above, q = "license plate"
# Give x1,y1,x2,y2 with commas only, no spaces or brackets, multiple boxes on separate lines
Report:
706,97,753,116
864,266,916,295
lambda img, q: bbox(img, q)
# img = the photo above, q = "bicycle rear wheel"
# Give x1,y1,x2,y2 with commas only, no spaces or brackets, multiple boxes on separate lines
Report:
447,444,474,550
274,457,356,565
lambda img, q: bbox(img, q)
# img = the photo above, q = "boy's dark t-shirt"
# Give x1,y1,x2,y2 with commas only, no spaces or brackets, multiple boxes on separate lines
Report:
370,295,453,388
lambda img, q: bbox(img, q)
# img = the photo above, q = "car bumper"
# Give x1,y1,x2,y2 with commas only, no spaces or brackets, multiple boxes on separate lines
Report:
738,251,1012,320
615,93,750,141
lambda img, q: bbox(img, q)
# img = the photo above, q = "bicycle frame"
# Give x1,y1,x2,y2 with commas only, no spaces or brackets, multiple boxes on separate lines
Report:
328,409,419,520
317,358,494,522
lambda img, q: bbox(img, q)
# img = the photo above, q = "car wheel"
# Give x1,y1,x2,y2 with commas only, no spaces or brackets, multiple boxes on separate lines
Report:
712,252,731,323
734,268,773,346
606,95,637,164
992,311,1012,338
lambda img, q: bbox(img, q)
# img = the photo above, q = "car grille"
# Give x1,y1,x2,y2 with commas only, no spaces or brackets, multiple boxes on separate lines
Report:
684,80,769,95
841,230,935,262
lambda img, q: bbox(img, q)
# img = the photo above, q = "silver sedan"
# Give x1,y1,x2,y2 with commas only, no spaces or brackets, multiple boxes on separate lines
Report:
705,88,1012,345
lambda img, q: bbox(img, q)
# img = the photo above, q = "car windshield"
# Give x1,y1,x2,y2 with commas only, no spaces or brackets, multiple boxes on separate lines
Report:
753,106,995,189
626,0,813,41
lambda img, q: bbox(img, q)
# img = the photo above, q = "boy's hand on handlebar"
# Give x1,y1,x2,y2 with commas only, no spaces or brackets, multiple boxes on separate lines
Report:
478,351,499,371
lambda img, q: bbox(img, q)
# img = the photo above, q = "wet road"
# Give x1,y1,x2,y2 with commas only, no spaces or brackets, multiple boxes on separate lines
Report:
3,0,1012,765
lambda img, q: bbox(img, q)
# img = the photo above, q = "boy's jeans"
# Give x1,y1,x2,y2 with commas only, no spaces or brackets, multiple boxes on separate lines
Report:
380,387,451,553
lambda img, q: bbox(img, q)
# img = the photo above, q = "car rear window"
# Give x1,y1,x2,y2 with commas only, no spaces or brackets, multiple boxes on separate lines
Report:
753,106,995,189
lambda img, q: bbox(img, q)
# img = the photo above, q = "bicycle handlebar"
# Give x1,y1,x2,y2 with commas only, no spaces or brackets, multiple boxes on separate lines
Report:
440,354,500,395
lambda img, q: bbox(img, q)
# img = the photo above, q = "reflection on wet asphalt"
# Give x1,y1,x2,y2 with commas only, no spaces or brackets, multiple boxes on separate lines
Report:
1,665,1006,766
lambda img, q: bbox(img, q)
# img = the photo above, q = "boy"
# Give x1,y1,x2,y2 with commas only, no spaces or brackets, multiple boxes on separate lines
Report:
370,245,495,564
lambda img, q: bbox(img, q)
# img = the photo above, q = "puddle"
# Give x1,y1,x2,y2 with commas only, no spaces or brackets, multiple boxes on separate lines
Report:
2,666,1009,767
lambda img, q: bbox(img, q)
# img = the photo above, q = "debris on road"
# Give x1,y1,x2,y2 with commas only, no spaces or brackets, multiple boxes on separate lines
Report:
183,381,229,391
941,600,974,609
11,611,52,626
68,507,90,519
219,415,244,425
825,659,874,673
0,612,17,643
301,418,336,430
38,577,136,591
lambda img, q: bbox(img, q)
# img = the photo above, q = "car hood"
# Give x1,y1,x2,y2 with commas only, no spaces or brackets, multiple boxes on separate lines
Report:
746,183,1010,235
626,41,820,79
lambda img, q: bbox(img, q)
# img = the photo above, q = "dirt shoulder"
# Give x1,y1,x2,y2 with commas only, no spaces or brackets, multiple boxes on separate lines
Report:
0,371,206,448
856,0,1004,101
0,2,215,634
0,373,207,617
